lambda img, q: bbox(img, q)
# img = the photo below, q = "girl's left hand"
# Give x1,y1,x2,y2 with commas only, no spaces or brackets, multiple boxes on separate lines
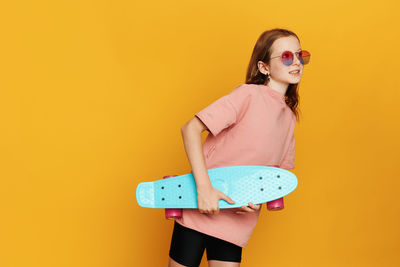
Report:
235,202,261,214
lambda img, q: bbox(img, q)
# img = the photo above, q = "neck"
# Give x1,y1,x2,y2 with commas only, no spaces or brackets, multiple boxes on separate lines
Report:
265,79,289,95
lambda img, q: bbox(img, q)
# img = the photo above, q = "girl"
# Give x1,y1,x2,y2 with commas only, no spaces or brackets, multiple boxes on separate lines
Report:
168,28,311,267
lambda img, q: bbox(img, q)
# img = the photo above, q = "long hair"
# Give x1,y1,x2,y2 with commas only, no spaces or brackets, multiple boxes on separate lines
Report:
245,28,302,121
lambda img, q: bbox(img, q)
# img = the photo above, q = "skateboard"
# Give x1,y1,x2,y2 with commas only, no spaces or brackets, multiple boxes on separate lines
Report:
136,165,298,218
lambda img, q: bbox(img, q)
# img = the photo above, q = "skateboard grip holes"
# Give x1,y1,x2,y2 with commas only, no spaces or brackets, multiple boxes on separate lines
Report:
277,175,280,178
179,196,182,199
259,177,263,180
161,186,164,189
278,186,282,190
162,198,165,201
261,188,264,191
178,184,181,188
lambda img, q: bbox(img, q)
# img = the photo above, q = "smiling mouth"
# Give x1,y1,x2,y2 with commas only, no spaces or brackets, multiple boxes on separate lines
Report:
289,70,300,74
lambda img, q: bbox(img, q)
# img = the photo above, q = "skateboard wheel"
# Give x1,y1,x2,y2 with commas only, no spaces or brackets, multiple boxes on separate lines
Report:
267,198,284,211
165,208,183,219
163,175,183,219
265,165,284,211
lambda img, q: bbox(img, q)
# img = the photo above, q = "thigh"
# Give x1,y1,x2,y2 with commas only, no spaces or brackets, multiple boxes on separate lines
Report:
169,221,206,267
205,235,242,263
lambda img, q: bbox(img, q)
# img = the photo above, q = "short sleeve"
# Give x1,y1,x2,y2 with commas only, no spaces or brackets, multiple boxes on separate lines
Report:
195,84,252,136
280,134,295,169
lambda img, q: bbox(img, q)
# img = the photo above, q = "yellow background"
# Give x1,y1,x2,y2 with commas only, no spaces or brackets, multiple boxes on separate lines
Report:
1,1,399,266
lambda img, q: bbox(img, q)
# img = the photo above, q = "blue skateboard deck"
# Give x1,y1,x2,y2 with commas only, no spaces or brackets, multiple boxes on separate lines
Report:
136,165,297,209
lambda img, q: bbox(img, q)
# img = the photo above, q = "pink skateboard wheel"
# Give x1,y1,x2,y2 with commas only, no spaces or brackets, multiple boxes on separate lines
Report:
266,164,284,211
163,175,182,220
267,198,284,211
165,208,183,219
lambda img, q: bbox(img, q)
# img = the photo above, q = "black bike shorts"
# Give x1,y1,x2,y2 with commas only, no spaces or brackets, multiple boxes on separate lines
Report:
169,221,242,267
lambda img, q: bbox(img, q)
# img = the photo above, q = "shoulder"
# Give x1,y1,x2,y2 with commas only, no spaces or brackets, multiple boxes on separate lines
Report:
228,83,260,99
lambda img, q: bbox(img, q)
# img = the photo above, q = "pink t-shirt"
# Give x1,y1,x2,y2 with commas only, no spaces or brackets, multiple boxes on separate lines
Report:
175,83,296,248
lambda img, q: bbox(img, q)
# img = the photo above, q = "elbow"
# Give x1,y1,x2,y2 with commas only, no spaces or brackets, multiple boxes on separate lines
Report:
181,118,199,136
181,116,205,136
181,121,191,136
181,122,189,133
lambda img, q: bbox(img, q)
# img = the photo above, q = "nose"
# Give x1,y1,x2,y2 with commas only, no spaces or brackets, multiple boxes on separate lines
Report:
292,54,301,66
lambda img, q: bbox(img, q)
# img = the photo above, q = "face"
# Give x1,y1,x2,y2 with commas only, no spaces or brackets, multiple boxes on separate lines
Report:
258,36,304,86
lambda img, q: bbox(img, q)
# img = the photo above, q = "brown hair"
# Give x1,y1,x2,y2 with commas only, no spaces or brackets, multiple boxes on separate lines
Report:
245,28,302,121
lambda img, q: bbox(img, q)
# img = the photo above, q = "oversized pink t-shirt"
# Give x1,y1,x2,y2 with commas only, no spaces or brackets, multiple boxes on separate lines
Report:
175,83,296,248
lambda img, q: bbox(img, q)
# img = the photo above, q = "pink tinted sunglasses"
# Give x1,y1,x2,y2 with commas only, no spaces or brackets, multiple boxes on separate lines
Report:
270,50,311,66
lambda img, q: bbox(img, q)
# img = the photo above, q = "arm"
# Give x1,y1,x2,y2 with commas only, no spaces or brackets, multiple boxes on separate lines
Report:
181,116,235,214
180,116,211,188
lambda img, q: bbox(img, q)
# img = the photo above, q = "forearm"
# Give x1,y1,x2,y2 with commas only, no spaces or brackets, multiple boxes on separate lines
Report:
181,126,211,189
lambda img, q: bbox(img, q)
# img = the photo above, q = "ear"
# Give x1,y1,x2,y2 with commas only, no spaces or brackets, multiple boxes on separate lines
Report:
257,61,269,75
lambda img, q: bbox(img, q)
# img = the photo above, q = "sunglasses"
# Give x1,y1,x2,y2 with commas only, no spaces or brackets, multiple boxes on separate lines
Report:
270,50,311,66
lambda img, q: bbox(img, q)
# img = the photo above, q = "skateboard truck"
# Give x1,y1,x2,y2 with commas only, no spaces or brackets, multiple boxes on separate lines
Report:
265,164,284,211
163,175,182,219
162,164,285,219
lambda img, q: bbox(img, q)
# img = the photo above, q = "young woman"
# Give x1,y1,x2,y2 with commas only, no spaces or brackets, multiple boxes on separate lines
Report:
168,28,311,267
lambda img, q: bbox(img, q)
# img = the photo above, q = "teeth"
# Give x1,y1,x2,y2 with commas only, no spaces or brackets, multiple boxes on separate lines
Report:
289,71,299,74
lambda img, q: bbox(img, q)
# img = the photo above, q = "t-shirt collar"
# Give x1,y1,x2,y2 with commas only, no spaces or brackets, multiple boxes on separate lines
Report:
262,84,286,104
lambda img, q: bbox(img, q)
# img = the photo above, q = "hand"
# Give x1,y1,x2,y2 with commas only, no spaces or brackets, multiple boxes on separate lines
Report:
197,185,235,215
235,202,261,215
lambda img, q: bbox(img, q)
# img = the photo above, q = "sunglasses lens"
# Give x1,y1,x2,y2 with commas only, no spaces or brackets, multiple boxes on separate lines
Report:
281,51,293,66
299,50,311,65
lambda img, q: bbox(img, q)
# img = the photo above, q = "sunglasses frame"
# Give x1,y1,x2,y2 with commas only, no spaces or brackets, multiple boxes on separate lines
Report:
270,50,310,66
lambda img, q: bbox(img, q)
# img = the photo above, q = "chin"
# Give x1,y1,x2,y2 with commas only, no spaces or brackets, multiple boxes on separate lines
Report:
288,80,301,85
289,77,301,84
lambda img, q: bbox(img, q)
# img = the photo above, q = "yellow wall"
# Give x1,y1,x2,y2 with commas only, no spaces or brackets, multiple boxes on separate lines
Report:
1,1,399,266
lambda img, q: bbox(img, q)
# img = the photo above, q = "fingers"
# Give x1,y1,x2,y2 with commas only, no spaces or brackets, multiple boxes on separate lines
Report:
198,190,235,215
220,193,235,204
235,206,250,215
235,203,261,214
199,208,219,215
239,206,253,212
201,203,261,215
200,210,219,214
248,202,261,210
